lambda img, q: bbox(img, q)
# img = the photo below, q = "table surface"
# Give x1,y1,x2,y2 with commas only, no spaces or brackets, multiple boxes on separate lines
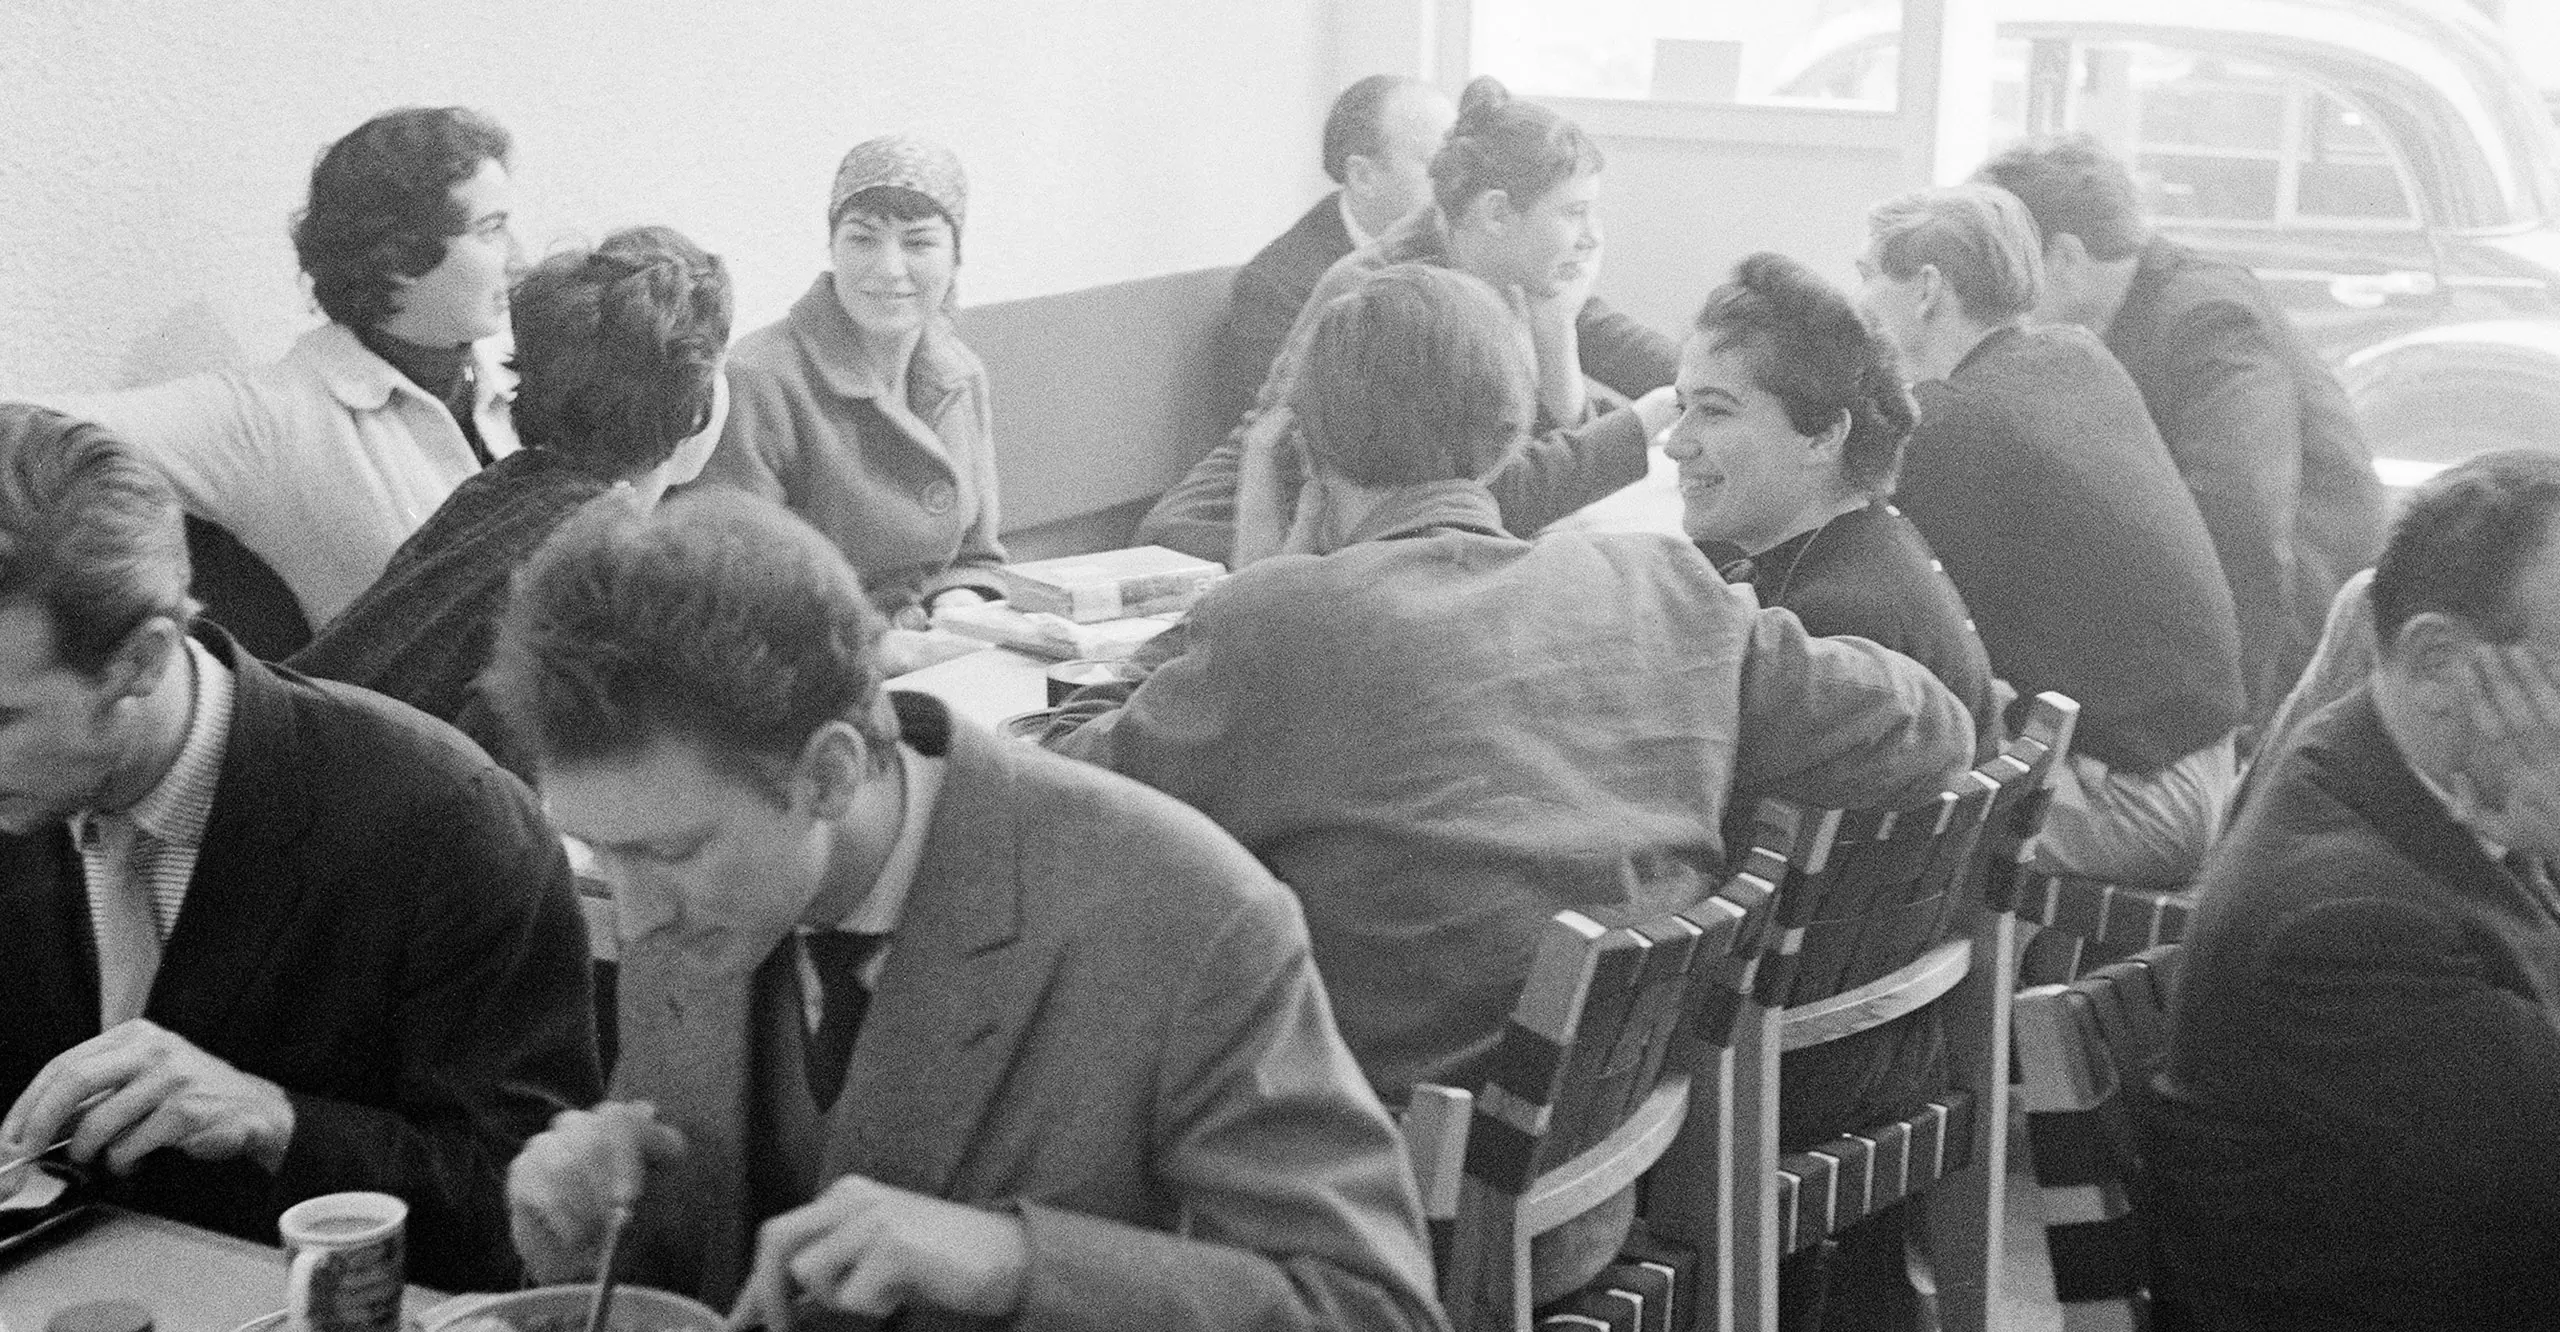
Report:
888,644,1052,731
0,1209,446,1332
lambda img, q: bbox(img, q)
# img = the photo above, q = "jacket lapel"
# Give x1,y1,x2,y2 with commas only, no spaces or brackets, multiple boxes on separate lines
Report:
828,695,1062,1199
0,827,103,1054
145,631,318,1037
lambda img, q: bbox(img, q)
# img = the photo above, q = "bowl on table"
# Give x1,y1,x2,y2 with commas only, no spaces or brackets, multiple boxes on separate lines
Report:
421,1286,720,1332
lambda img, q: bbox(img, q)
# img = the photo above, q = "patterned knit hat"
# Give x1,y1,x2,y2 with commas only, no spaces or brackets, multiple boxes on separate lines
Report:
828,134,968,241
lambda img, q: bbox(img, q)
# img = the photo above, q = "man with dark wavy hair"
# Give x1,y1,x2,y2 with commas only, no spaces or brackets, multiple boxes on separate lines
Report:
490,489,1445,1331
38,107,525,631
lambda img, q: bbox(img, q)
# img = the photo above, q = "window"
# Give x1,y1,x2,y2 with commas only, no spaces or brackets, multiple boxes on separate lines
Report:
1471,0,1907,110
1997,37,2418,230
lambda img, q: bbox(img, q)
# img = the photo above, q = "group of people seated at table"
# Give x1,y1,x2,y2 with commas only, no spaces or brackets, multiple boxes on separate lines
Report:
0,66,2548,1332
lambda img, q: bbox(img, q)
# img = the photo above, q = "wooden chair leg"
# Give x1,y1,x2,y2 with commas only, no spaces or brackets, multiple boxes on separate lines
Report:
1647,1034,1738,1332
1729,1001,1782,1332
1908,921,2014,1332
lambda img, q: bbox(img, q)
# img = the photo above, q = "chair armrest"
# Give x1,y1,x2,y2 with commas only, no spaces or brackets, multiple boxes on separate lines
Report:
1401,1083,1474,1221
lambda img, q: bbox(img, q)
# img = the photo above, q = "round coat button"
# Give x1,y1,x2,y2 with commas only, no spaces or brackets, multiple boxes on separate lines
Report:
922,481,957,514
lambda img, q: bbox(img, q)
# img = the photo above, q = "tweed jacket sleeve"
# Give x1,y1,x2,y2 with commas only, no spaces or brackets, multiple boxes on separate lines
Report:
1008,885,1449,1332
1728,601,1974,813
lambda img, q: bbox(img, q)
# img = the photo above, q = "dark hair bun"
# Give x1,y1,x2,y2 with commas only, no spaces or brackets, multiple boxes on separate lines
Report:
1457,76,1511,124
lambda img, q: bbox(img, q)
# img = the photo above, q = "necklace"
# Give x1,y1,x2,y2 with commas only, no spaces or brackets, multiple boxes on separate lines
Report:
1766,501,1867,607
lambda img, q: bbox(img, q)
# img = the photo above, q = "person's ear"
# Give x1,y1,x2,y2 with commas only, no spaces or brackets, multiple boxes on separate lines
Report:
2390,612,2479,714
1804,409,1852,473
1342,153,1380,200
1913,264,1948,322
1465,188,1516,236
94,616,182,717
791,721,871,821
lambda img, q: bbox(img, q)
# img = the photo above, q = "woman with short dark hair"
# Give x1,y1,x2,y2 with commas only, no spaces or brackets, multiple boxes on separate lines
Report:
1667,251,1996,755
1667,252,1998,1331
690,135,1006,646
35,106,525,634
292,225,732,775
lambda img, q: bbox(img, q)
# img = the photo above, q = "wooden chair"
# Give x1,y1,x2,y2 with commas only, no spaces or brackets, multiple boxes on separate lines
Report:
1656,692,2078,1332
2016,873,2196,984
2013,945,2186,1331
1405,873,1768,1332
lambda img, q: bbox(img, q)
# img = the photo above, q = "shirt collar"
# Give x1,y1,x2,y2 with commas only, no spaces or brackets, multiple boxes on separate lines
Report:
302,322,516,416
785,275,972,411
826,741,945,936
94,636,234,847
1340,478,1514,546
1337,190,1377,252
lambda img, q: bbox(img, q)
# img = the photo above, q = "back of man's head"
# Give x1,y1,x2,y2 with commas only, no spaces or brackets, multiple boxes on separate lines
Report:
1972,135,2148,262
294,106,512,332
0,403,190,675
1322,75,1436,184
1866,183,2046,325
2372,450,2560,658
1292,264,1530,487
481,489,896,796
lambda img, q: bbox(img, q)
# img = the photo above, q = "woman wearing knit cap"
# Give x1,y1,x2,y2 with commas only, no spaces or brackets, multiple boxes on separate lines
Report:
693,134,1005,640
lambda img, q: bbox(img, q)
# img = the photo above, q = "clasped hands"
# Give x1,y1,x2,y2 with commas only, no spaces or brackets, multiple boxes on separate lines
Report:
508,1101,1028,1329
0,1018,295,1200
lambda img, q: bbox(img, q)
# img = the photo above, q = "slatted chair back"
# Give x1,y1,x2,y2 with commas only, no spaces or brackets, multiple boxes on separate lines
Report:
2013,945,2185,1332
1404,876,1764,1332
2017,873,2197,982
1660,692,2077,1332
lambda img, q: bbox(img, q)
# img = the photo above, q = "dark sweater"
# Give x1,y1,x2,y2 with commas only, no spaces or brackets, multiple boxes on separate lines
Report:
291,448,612,773
1893,325,2244,772
1723,501,1997,1147
1735,501,2002,762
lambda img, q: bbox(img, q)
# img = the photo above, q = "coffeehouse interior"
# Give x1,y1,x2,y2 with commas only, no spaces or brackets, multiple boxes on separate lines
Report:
6,1,2560,1330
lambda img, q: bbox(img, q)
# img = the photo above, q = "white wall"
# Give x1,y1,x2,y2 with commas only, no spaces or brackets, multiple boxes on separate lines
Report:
0,0,1341,393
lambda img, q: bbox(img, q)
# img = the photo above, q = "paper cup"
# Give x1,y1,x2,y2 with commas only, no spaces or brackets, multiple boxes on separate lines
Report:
279,1192,406,1332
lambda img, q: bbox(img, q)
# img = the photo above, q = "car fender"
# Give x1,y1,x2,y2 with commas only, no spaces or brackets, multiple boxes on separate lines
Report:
2341,319,2560,479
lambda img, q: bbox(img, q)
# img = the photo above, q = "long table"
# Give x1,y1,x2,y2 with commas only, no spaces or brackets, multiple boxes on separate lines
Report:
0,1208,446,1332
887,644,1053,731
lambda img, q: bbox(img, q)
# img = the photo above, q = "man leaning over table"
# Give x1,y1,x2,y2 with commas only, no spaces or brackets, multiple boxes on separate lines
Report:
0,404,600,1289
493,490,1445,1332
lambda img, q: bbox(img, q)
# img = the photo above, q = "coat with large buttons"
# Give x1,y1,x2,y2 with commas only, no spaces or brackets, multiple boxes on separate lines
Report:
694,276,1006,618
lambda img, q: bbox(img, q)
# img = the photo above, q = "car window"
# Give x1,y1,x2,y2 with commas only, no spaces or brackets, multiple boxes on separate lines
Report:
1994,37,2419,230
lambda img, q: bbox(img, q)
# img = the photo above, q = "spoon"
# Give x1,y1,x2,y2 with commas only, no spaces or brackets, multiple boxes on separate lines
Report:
581,1204,634,1332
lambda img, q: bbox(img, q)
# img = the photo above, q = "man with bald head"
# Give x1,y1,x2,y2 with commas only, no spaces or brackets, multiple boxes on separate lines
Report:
1203,74,1456,435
